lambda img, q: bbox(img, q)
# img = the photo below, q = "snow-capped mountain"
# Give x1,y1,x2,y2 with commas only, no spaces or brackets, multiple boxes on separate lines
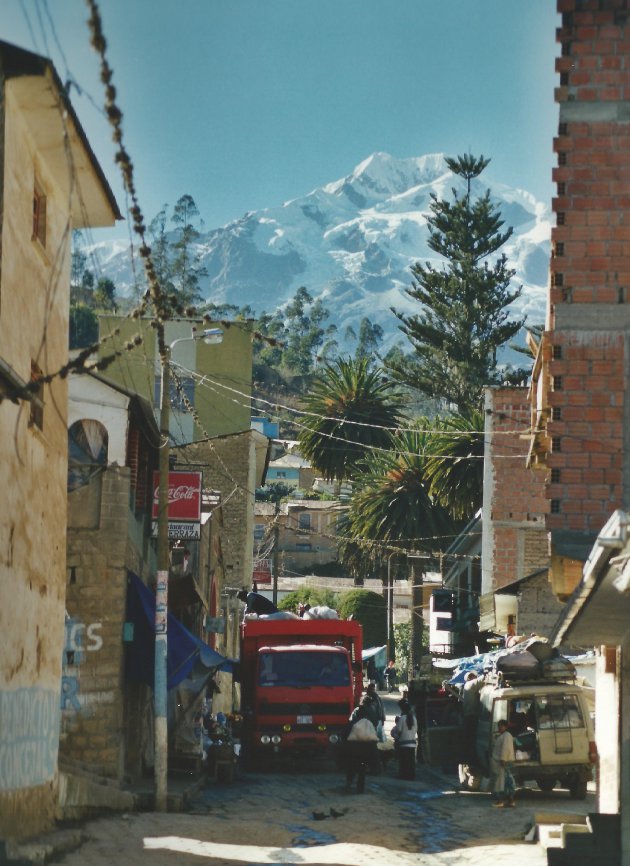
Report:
93,152,551,349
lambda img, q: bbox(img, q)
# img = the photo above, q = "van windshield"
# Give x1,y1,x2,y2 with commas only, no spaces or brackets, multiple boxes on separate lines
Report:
258,651,350,687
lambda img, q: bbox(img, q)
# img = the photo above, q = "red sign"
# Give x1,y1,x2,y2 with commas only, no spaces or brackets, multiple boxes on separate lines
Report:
253,559,272,584
152,471,202,522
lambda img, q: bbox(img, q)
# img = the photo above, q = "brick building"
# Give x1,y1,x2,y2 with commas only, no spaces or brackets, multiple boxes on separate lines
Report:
481,387,552,632
529,2,630,860
529,1,630,599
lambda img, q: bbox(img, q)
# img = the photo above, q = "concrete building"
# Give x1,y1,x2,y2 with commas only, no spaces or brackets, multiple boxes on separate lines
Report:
0,41,120,840
254,499,341,579
265,453,315,490
97,317,253,443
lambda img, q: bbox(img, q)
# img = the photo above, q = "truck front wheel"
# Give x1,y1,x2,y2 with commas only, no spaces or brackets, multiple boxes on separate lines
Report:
536,777,556,793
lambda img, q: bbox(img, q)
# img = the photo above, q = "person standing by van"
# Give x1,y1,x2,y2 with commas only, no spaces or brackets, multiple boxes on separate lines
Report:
490,719,516,807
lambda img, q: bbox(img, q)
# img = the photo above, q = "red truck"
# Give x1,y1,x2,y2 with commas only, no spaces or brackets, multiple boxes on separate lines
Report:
238,617,363,757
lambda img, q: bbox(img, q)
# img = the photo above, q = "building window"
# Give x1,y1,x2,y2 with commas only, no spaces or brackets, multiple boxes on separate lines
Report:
551,468,561,484
552,407,562,421
29,361,44,430
296,543,312,552
275,471,287,479
552,437,562,452
68,418,108,491
298,513,311,531
553,376,563,391
551,499,561,514
254,524,264,541
32,180,47,247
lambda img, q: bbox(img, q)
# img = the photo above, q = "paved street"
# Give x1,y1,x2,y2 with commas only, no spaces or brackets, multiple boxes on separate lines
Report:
16,690,594,866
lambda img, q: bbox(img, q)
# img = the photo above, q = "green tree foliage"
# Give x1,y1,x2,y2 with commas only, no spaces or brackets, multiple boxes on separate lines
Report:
255,482,293,503
393,622,411,675
146,196,208,309
423,409,485,520
170,194,207,307
297,357,403,481
253,287,338,379
390,153,524,414
277,587,338,613
336,589,386,649
69,303,98,349
342,425,456,563
94,277,117,312
355,318,384,360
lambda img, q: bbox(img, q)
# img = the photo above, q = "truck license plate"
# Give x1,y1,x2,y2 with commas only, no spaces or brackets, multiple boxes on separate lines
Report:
296,715,312,724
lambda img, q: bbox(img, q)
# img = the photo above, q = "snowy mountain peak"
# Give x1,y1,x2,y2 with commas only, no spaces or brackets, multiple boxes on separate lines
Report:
94,152,551,351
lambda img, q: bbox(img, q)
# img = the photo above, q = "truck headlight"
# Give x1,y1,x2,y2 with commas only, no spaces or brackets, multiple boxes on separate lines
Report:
271,735,282,744
260,735,271,744
329,734,340,744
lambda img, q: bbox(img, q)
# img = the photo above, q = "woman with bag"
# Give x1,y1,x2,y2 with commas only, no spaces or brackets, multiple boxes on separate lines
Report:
342,696,379,792
393,699,418,780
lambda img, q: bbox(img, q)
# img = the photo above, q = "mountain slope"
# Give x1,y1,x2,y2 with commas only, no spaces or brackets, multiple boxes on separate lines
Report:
95,152,551,349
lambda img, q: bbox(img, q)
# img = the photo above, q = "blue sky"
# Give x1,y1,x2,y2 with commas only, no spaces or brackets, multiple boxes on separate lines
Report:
2,1,559,242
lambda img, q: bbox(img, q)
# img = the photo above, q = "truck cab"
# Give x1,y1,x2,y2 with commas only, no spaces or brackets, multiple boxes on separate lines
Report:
239,618,363,758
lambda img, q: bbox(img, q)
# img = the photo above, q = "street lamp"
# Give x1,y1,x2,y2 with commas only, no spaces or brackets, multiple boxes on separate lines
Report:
154,327,223,811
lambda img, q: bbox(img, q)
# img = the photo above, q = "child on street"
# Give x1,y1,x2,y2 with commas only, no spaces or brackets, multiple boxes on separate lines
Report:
490,719,516,807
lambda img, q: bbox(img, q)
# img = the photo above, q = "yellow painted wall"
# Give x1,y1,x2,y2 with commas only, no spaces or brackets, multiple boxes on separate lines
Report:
98,316,253,440
0,74,117,839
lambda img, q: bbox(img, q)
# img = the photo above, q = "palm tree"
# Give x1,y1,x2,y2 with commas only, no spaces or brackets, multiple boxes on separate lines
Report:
297,356,403,481
343,425,456,559
423,409,485,520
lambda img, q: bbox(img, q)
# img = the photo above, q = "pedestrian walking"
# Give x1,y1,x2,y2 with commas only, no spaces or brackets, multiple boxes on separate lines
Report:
342,696,379,792
385,660,397,693
490,719,516,807
393,699,418,780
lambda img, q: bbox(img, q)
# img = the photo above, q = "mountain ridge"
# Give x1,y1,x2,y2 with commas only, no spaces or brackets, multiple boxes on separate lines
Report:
92,151,551,349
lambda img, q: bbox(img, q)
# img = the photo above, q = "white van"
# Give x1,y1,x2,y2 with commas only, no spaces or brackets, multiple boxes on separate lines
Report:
435,679,597,799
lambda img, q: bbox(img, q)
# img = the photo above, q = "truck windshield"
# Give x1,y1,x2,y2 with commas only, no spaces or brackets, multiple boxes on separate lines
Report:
258,651,350,687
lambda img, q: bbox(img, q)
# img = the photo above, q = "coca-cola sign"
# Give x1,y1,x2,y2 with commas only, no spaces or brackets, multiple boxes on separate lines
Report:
152,471,202,522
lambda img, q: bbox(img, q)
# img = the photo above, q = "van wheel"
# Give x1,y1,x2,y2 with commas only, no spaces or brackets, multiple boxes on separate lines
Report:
458,764,482,791
536,777,556,793
569,779,588,800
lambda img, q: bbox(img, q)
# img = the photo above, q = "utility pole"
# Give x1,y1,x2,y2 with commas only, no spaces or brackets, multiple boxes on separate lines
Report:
154,327,223,812
272,504,280,606
154,347,170,812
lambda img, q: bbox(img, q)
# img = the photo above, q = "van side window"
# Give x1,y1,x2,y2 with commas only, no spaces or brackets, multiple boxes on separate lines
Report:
536,695,584,729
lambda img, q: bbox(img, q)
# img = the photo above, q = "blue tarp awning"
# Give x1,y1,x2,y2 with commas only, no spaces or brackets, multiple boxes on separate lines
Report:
126,572,234,691
362,645,387,663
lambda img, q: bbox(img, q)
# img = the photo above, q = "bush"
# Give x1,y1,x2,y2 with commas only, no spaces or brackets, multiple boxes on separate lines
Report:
336,589,386,649
278,587,338,614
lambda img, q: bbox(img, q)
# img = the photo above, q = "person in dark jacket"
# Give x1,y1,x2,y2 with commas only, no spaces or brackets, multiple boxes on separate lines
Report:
236,590,278,615
342,696,378,792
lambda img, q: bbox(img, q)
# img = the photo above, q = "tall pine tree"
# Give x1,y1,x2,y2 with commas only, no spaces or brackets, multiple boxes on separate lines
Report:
390,154,524,413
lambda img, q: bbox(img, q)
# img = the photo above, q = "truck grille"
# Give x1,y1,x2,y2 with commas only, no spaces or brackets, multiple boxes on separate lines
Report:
258,702,349,715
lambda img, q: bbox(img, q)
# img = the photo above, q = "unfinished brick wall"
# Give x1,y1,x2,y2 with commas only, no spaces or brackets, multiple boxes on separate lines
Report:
483,387,549,593
547,0,630,538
